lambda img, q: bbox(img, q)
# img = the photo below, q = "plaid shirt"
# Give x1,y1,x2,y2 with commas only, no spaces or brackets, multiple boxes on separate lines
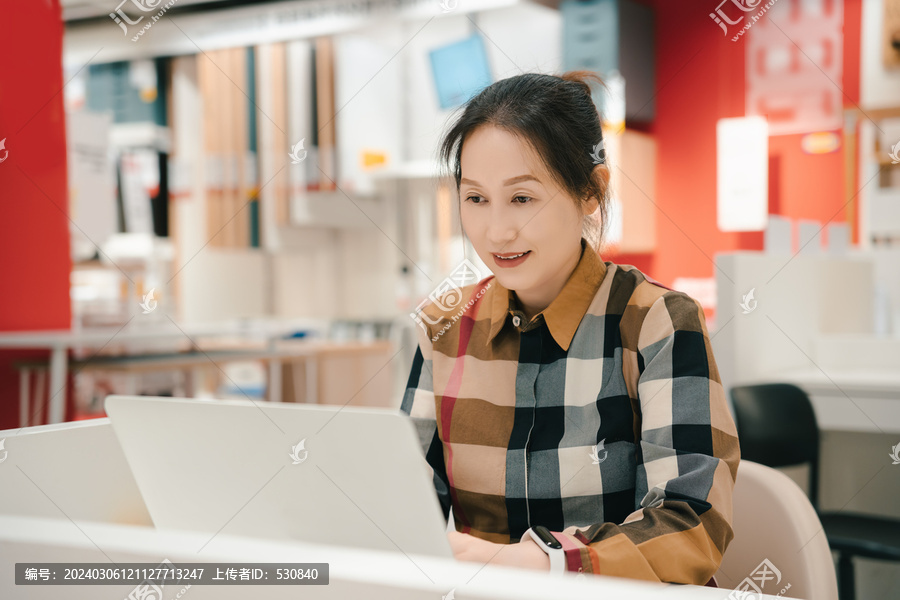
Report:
400,237,740,584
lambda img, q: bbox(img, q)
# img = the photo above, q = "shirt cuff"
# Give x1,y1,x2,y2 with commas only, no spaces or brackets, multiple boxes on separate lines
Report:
521,527,566,574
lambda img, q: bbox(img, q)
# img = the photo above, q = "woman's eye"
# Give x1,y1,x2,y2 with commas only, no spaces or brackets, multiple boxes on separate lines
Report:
464,195,532,204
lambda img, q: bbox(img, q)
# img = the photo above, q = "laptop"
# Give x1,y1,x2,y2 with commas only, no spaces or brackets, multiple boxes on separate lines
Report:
104,395,454,559
0,418,152,526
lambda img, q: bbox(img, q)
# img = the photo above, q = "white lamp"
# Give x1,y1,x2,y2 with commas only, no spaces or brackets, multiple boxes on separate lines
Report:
717,116,768,232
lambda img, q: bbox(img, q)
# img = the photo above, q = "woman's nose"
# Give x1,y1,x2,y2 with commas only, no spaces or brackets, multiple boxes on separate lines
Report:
485,205,519,245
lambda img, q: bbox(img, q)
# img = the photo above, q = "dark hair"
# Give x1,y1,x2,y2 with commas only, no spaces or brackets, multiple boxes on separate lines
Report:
437,71,611,252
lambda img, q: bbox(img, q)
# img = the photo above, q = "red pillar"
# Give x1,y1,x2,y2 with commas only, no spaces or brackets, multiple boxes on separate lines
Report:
0,0,73,429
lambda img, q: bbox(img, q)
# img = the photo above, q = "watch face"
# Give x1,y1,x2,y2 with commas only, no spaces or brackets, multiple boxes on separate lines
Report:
533,526,562,549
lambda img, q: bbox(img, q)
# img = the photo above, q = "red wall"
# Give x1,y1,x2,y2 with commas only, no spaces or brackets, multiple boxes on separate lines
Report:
0,0,868,427
0,0,73,429
606,0,862,303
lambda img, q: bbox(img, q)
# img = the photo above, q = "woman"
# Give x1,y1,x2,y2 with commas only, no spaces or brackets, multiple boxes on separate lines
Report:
400,71,740,585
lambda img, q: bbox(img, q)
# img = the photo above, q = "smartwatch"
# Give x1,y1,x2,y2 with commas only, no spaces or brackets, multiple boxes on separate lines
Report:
522,525,565,573
532,525,563,549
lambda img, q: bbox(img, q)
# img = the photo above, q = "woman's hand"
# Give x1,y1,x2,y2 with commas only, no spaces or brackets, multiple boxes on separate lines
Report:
447,531,551,571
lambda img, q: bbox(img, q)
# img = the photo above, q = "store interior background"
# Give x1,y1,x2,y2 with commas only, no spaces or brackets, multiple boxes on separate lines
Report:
1,0,899,596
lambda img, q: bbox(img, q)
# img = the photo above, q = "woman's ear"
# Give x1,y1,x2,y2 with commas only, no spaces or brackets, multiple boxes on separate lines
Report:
592,162,610,188
583,163,609,215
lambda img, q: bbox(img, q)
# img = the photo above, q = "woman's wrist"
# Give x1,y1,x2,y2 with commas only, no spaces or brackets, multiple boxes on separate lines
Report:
519,535,552,570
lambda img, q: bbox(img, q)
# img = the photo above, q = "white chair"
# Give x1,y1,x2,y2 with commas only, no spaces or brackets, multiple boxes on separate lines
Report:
716,460,838,600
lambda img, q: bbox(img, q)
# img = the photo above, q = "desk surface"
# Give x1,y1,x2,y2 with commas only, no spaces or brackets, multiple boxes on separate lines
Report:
0,323,301,347
762,368,900,434
773,367,900,395
0,515,779,600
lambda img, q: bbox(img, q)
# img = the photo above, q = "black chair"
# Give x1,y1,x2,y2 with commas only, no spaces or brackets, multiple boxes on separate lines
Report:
730,383,900,600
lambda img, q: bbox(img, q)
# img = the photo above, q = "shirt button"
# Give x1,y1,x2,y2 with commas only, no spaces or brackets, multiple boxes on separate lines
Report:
512,315,521,327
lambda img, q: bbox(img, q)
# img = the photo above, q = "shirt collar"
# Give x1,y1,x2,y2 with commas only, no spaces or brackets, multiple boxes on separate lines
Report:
485,237,607,352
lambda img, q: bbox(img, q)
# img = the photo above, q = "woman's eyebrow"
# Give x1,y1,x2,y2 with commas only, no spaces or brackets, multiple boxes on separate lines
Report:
460,174,540,187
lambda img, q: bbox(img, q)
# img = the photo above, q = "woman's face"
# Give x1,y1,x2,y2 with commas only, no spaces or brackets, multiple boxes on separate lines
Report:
459,125,593,312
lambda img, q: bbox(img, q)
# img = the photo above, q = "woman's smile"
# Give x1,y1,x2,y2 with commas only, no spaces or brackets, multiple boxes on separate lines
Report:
492,250,532,268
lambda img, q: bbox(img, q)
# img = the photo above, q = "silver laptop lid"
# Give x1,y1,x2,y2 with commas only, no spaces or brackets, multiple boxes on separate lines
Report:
104,395,452,559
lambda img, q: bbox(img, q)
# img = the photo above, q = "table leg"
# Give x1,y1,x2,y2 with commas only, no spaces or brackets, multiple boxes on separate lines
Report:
48,345,67,424
191,367,204,397
305,356,317,404
268,358,282,403
19,368,30,428
291,359,302,403
124,372,138,395
34,370,47,425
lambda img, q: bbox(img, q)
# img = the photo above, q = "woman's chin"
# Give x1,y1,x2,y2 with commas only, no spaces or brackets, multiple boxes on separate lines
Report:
492,271,530,291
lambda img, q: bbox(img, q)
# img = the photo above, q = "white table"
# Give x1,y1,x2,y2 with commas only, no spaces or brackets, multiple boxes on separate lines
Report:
0,322,320,425
0,515,775,600
768,367,900,434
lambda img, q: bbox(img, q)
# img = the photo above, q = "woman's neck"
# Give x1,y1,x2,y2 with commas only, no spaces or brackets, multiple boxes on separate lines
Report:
510,241,584,322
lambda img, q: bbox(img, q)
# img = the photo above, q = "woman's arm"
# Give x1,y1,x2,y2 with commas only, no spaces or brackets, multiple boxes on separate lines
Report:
399,322,452,524
539,291,740,584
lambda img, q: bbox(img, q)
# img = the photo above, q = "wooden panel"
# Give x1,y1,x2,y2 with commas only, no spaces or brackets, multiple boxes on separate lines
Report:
269,43,290,225
168,55,190,311
222,48,236,247
618,129,657,253
197,51,220,247
313,342,394,407
236,47,247,246
227,47,250,248
884,0,900,69
315,36,337,191
197,47,252,248
227,48,237,246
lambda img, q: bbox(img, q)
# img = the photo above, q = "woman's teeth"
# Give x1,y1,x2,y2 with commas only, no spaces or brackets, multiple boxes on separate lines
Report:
496,252,529,260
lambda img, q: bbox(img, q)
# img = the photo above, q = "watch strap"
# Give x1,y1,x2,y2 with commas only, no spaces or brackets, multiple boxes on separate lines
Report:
522,527,565,574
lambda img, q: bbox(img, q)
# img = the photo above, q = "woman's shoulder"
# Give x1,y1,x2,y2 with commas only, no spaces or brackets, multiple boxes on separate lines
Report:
596,261,705,328
413,275,496,338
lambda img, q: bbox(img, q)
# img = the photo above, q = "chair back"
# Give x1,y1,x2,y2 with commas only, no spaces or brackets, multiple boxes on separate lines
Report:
716,460,838,600
730,383,820,508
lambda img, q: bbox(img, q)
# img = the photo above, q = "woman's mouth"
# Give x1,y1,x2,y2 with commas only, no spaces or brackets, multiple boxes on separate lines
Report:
492,250,531,268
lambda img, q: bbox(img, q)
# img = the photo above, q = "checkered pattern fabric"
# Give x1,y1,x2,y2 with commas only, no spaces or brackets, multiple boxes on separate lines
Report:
401,238,740,584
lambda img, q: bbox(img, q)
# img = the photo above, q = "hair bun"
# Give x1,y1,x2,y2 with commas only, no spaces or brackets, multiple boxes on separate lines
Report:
560,70,608,99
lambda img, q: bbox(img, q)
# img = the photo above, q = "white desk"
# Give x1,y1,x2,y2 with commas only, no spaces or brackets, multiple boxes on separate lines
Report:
0,515,776,600
0,421,794,600
764,367,900,434
712,252,899,435
0,321,320,425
